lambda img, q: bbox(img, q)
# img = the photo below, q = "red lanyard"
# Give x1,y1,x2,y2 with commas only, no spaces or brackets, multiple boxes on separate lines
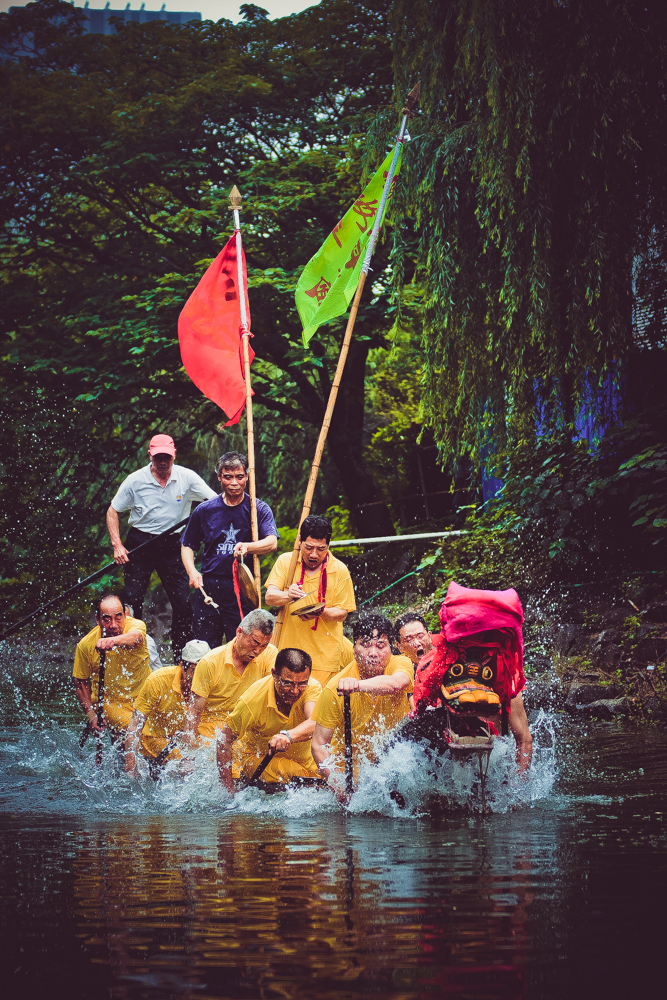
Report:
232,560,244,620
298,556,328,631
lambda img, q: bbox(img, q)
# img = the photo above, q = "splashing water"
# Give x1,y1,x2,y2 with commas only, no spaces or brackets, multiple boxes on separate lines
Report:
0,646,562,817
343,709,557,817
0,706,557,820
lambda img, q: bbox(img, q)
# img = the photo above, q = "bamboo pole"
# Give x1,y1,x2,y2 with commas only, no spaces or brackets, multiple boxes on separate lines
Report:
271,272,366,644
230,185,261,606
272,83,420,646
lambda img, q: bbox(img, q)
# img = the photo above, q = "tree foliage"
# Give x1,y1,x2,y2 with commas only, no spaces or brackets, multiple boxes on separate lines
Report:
4,0,666,632
0,0,407,620
391,0,667,460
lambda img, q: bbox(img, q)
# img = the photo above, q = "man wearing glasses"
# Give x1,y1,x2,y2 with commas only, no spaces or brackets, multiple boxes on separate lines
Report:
311,613,413,779
393,612,441,710
181,451,278,648
216,647,322,792
183,609,278,743
393,612,440,666
265,514,356,684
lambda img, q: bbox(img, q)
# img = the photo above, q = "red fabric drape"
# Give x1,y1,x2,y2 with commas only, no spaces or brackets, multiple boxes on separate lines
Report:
178,234,253,426
413,582,525,713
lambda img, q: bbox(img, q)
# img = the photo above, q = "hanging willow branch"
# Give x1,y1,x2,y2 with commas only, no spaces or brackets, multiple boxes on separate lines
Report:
389,0,667,466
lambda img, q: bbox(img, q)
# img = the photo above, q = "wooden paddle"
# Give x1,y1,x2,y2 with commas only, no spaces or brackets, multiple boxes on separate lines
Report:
343,691,354,796
153,731,184,768
501,705,509,736
1,516,191,643
238,751,329,794
79,650,106,768
94,649,106,766
241,748,276,788
146,730,185,780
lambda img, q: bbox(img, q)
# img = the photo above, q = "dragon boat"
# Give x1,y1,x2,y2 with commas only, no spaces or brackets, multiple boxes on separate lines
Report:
397,582,526,808
231,583,526,806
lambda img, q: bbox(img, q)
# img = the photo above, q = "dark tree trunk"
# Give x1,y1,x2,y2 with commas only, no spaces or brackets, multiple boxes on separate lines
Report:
326,336,395,538
253,316,396,539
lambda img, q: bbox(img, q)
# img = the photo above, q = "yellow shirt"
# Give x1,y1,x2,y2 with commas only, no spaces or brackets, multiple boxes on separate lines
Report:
321,635,355,690
340,635,354,667
266,552,356,679
191,640,278,730
227,674,322,780
313,655,413,760
72,616,150,707
134,665,188,740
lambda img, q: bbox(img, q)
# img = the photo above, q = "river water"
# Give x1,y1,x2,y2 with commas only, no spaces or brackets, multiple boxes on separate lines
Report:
1,661,666,1000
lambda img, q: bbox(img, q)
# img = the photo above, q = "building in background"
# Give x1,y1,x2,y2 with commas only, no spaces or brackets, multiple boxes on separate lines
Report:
6,3,201,34
79,3,200,33
1,2,202,59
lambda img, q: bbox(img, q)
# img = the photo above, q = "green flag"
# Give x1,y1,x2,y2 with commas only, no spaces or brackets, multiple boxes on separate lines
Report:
295,148,402,346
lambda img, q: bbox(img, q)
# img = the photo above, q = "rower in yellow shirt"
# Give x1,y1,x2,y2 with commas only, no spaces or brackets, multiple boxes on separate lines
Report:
72,591,151,739
123,639,211,776
312,613,413,779
216,648,322,792
184,609,278,741
265,515,356,685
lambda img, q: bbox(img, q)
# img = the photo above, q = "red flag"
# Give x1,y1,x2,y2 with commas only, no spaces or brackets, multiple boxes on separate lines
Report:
178,234,253,426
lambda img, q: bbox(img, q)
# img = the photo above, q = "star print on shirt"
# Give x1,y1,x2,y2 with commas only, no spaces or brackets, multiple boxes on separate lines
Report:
216,523,239,557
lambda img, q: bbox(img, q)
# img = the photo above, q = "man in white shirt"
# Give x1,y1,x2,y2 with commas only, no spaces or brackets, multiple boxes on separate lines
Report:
107,433,216,659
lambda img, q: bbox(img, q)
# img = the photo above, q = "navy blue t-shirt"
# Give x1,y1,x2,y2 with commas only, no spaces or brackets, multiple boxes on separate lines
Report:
181,493,278,583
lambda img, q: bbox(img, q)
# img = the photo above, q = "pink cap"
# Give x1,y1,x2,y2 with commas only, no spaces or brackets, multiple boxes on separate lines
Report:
148,434,176,457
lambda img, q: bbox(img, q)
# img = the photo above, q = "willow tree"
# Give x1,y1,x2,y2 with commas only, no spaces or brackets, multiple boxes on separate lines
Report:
391,0,667,463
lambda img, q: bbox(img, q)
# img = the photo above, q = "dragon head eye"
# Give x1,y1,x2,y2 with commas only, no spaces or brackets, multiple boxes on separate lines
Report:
450,662,464,678
482,665,493,681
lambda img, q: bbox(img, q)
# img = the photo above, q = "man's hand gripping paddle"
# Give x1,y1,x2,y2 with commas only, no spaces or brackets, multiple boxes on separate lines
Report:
79,649,106,767
339,689,404,808
343,691,354,797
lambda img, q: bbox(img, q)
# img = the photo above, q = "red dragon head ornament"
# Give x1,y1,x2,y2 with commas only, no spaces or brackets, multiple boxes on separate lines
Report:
413,582,525,718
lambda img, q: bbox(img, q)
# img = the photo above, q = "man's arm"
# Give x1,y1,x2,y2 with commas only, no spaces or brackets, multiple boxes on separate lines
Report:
320,606,348,623
73,677,102,731
181,545,203,590
186,472,217,502
509,694,532,772
235,502,279,558
267,700,317,751
234,534,278,559
123,711,146,775
96,629,143,652
106,506,129,565
184,694,206,740
322,571,355,624
311,722,335,776
265,581,306,606
215,724,237,793
338,671,411,697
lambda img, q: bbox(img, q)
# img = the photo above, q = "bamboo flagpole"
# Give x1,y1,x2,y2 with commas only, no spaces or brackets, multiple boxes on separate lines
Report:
229,185,261,605
272,83,420,645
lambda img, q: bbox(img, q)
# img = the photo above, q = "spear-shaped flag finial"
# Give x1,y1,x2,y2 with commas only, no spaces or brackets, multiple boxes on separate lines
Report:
404,81,421,116
228,185,242,211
